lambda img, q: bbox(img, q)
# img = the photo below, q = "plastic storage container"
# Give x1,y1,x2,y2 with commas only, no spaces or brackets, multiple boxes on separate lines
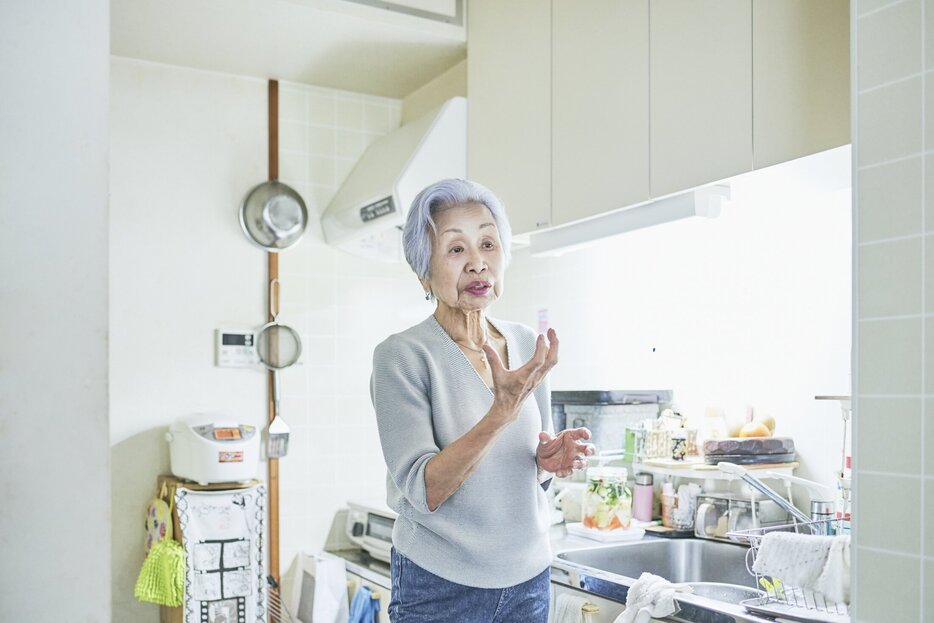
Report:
582,466,632,530
693,493,791,541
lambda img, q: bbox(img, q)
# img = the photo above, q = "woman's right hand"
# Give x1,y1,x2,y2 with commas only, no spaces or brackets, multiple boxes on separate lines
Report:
483,328,559,424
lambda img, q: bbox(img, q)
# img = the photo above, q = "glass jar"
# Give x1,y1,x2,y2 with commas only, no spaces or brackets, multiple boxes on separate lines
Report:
582,466,632,531
670,430,687,461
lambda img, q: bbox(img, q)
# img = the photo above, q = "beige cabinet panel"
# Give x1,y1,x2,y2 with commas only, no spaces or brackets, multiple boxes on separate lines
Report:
552,0,649,226
467,0,551,235
650,0,752,197
752,0,850,169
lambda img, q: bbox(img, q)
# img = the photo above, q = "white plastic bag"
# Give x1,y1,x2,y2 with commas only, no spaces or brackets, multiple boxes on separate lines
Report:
290,551,350,623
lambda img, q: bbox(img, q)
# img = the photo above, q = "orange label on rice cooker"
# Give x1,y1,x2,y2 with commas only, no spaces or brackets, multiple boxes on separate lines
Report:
218,450,243,463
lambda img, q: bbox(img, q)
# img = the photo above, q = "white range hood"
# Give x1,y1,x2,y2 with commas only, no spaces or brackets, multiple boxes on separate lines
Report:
321,96,466,262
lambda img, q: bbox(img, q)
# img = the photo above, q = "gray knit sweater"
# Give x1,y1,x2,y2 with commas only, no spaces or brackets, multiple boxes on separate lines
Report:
370,314,553,588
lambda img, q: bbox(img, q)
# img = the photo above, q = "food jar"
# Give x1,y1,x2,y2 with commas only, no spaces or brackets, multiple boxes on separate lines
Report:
671,429,687,461
582,466,632,531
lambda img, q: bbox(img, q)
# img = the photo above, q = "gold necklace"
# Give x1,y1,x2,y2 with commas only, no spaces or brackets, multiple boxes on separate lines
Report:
456,329,494,370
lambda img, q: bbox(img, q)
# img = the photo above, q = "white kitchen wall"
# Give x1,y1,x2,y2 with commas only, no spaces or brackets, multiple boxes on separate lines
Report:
1,2,111,620
493,154,852,493
110,56,268,621
109,57,426,619
853,0,931,621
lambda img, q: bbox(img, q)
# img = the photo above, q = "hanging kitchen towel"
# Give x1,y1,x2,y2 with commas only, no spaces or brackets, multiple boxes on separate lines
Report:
292,551,349,623
134,537,185,606
614,572,693,623
175,485,267,623
814,535,851,604
553,592,590,623
348,585,380,623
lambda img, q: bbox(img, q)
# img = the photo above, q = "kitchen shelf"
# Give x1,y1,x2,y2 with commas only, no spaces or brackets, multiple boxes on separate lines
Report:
632,460,798,481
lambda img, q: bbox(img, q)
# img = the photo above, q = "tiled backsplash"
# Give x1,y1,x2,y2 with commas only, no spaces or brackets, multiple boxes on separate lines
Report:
273,82,428,583
854,0,931,620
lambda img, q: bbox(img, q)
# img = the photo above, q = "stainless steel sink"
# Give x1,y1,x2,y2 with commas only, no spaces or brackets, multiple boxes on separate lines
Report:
557,538,755,588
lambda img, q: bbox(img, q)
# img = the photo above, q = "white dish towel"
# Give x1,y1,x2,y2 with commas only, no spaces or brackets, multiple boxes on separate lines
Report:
751,532,851,604
613,572,693,623
553,593,591,623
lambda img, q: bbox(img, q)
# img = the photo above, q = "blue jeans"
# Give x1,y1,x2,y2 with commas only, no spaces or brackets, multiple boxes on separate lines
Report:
388,548,550,623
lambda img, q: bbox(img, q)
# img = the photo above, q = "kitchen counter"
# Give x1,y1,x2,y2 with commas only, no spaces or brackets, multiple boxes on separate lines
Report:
549,524,829,623
331,525,823,623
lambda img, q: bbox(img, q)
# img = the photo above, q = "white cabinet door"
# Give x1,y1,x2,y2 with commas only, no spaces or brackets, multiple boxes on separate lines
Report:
650,0,753,197
467,0,551,235
752,0,849,169
552,0,650,227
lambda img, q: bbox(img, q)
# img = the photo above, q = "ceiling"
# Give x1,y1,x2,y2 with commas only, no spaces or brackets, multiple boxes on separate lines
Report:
111,0,467,98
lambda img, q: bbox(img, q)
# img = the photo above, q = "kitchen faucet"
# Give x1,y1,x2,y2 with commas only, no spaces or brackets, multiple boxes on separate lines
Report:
717,462,834,533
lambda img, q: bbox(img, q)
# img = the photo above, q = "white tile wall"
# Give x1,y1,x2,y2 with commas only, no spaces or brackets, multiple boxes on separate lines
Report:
855,0,932,619
273,82,426,590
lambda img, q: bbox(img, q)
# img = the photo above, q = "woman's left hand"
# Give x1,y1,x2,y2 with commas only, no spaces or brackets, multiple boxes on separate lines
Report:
536,428,596,478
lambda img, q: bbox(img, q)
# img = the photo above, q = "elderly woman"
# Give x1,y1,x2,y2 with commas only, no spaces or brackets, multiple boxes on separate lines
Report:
370,179,595,623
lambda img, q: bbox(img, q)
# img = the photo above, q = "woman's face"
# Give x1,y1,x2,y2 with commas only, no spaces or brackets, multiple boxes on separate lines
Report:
423,202,505,313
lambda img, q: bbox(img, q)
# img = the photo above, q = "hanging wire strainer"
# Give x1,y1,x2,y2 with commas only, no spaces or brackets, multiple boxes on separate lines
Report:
256,279,301,458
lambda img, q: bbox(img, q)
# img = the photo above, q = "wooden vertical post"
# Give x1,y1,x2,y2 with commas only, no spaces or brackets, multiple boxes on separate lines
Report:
266,79,281,593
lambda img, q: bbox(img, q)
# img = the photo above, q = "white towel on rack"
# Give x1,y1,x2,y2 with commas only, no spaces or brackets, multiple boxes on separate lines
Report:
613,572,693,623
751,532,850,603
814,534,851,604
553,593,590,623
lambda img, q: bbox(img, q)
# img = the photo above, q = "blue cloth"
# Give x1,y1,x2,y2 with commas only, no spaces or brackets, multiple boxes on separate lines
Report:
388,548,550,623
349,584,380,623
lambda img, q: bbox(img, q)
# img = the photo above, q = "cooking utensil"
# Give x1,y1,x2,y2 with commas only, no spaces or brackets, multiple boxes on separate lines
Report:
256,279,300,458
239,180,308,252
266,371,289,458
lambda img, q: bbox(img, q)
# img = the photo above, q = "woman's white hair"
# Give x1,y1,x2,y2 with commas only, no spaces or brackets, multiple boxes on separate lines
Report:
402,178,513,281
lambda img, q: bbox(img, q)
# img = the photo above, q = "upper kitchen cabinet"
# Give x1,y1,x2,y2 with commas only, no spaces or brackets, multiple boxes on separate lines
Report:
650,0,752,198
467,0,551,235
752,0,849,169
552,0,649,227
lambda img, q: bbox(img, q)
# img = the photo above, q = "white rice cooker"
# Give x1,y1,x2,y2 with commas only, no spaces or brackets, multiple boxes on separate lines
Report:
166,414,260,485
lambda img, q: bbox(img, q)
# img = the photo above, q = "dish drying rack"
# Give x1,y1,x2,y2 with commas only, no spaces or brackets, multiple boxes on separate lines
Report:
727,518,849,623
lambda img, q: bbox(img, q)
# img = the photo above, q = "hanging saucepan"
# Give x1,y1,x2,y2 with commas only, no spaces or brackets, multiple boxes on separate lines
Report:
239,180,308,252
255,279,302,458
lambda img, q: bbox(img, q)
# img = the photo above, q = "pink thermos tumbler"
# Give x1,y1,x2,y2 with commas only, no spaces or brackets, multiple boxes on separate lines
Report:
632,472,654,522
